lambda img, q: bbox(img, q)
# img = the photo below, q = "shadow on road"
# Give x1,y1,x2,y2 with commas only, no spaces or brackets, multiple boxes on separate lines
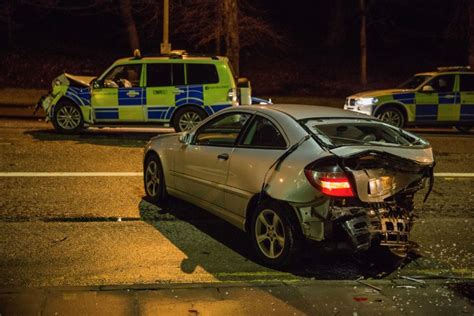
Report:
24,127,173,148
138,197,415,281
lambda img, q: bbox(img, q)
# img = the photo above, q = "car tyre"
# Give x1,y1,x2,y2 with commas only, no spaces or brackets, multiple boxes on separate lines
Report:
454,125,472,133
52,100,84,134
172,107,207,132
377,107,405,128
144,154,167,204
250,200,302,268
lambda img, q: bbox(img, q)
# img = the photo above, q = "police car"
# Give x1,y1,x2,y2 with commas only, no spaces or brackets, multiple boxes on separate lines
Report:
344,66,474,132
36,50,250,133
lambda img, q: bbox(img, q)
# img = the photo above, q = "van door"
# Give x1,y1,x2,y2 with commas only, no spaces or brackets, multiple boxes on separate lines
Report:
145,63,185,122
415,74,457,122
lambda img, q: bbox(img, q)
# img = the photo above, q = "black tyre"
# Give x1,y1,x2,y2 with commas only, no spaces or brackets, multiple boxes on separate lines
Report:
377,107,405,128
172,107,207,132
250,200,302,268
144,154,167,203
454,125,472,133
52,100,84,134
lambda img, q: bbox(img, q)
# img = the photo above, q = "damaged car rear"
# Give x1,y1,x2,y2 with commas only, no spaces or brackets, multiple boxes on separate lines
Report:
143,104,435,268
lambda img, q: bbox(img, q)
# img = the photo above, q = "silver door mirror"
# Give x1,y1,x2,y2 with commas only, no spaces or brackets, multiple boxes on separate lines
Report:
178,132,191,144
422,85,434,92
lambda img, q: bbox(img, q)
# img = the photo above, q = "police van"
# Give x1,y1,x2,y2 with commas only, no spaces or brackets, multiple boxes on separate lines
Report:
344,66,474,132
36,50,251,133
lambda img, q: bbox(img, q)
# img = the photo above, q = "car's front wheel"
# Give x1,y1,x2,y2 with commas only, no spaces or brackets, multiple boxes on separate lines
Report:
250,200,302,268
52,101,84,134
144,154,167,203
377,107,405,128
172,107,207,132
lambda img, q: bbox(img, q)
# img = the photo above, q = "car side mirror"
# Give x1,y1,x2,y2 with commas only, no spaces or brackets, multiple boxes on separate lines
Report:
92,79,102,89
178,132,191,145
422,85,434,92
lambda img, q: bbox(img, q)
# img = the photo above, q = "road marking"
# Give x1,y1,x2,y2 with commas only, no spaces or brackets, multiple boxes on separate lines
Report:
0,172,142,177
0,172,473,178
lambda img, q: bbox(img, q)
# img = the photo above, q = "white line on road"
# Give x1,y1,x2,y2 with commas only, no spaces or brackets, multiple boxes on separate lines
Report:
0,172,474,178
0,172,142,177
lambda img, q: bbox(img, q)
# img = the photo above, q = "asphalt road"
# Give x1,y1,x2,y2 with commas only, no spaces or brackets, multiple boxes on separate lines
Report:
0,118,473,291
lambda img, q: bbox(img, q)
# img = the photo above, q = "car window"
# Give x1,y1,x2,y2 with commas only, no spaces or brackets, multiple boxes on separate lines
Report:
460,74,474,92
195,113,251,146
187,64,219,85
398,75,431,89
241,115,286,148
147,64,172,86
303,118,422,147
103,64,142,88
426,75,455,93
172,64,185,86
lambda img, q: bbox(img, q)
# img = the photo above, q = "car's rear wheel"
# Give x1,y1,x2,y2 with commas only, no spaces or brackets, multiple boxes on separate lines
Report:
172,107,207,132
250,200,302,268
144,154,167,203
454,125,472,133
52,101,84,134
377,107,405,128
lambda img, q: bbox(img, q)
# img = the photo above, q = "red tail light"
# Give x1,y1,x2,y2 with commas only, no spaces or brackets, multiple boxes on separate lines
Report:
304,169,354,197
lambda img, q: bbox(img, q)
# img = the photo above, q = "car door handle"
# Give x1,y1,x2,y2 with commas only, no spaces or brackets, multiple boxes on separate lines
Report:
217,153,229,161
443,94,455,99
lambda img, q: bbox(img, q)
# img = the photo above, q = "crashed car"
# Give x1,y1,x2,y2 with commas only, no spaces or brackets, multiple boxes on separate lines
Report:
35,50,253,134
143,104,434,268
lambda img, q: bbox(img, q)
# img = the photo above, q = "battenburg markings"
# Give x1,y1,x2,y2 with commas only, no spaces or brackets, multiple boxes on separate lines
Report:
416,104,438,121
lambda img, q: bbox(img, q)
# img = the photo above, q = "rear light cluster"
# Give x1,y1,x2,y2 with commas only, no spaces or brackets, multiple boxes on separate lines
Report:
304,163,355,197
228,88,238,105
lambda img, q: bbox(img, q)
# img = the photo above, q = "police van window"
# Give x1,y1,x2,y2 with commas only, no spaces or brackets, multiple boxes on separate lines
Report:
147,64,172,86
187,64,219,85
172,64,185,86
242,116,287,149
460,74,474,92
103,64,141,88
428,75,455,93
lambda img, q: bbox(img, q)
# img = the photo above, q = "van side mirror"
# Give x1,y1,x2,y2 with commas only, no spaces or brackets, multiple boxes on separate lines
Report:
422,85,434,92
178,132,191,144
92,79,102,89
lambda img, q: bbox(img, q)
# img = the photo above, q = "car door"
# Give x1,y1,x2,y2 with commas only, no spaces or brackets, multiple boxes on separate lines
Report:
173,112,252,208
91,64,145,122
459,74,474,122
145,63,185,121
415,74,457,122
225,114,288,218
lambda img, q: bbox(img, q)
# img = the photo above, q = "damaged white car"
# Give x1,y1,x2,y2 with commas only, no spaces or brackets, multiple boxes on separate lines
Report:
143,104,435,268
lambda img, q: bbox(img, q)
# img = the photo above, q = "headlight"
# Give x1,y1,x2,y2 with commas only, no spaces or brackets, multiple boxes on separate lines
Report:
355,97,378,106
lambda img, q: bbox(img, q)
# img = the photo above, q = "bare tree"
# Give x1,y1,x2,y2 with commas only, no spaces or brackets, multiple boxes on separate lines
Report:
224,0,239,75
360,0,368,85
325,0,345,49
469,1,474,67
119,0,140,51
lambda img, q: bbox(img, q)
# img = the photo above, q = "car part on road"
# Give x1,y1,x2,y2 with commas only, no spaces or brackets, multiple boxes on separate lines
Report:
52,100,84,134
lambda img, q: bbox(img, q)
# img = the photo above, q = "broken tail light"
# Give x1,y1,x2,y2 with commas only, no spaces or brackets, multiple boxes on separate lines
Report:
304,163,354,197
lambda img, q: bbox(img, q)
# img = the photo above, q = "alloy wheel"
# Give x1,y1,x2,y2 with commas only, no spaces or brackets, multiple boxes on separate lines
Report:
145,160,160,197
254,209,286,259
178,112,203,131
56,105,82,130
378,110,403,127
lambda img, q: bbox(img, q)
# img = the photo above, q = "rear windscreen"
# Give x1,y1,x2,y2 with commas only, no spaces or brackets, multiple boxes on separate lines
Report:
302,119,425,147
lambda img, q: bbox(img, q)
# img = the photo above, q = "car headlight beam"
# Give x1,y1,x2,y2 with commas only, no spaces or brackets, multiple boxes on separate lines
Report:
355,97,378,106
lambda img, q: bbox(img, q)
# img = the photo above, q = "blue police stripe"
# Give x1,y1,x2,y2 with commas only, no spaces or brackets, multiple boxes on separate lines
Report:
94,108,119,120
148,106,169,120
460,104,474,121
118,88,146,106
416,104,438,121
175,86,204,107
165,107,176,119
67,87,91,106
393,93,415,104
438,92,459,104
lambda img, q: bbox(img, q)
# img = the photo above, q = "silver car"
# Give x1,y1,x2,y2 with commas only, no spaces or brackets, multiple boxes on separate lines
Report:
143,104,435,268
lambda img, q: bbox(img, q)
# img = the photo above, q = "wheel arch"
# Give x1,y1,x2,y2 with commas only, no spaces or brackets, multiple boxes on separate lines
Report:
51,96,82,116
244,193,304,236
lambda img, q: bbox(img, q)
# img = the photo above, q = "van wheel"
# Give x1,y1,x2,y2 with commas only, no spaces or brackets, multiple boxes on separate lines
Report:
454,125,472,133
172,107,207,132
377,107,405,128
52,101,84,134
250,200,302,268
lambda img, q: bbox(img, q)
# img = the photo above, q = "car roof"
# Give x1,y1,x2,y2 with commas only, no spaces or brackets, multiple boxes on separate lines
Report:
238,104,374,121
114,55,227,64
